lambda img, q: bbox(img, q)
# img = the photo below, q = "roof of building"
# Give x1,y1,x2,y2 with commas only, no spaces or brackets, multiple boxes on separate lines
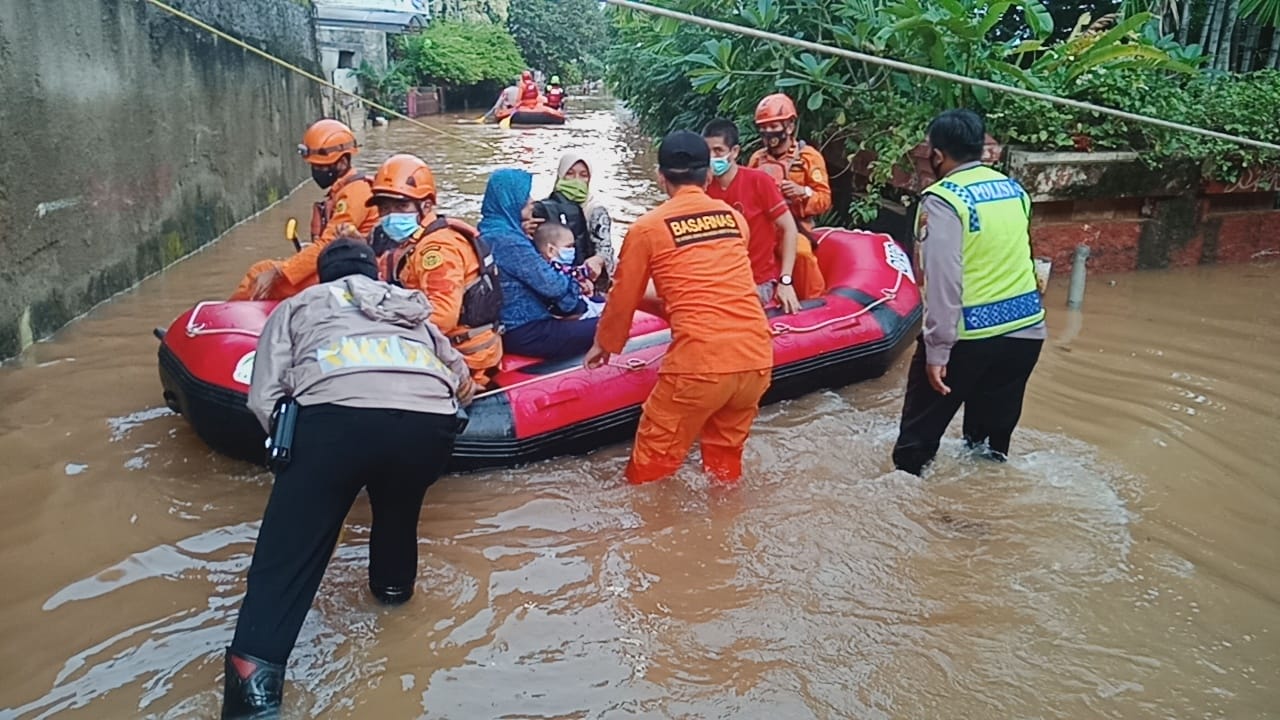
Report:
315,5,428,33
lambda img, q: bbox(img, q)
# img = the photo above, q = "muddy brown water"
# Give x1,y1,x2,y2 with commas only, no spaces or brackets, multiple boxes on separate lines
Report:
2,98,1278,719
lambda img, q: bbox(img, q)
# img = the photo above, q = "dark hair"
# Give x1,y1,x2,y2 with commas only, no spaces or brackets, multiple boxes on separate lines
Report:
927,109,986,163
702,118,740,149
660,166,710,187
317,239,378,283
532,221,573,251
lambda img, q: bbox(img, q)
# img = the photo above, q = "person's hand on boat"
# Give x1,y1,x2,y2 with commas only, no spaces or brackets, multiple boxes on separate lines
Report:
779,180,806,201
584,342,610,370
250,265,283,300
578,277,595,297
927,364,951,396
583,255,605,279
456,376,476,407
774,284,801,314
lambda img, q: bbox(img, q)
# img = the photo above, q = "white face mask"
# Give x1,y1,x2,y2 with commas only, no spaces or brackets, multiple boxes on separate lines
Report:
556,247,577,264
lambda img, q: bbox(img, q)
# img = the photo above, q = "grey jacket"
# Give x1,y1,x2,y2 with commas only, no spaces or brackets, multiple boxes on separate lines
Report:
247,275,470,431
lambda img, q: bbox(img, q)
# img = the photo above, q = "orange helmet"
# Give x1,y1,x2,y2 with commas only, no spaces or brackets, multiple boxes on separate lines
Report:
754,93,798,125
298,119,358,166
366,153,436,205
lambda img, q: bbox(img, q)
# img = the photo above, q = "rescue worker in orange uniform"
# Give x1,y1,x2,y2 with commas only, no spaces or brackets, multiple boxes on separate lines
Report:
229,119,378,301
748,93,829,300
366,154,504,388
517,70,541,109
585,130,773,485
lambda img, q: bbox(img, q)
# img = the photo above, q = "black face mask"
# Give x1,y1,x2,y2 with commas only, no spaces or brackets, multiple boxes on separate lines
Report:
311,164,343,189
760,130,788,148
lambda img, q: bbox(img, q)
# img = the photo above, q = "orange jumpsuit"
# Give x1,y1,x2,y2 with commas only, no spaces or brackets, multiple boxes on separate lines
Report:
391,213,502,387
749,142,830,299
596,185,774,484
229,170,378,301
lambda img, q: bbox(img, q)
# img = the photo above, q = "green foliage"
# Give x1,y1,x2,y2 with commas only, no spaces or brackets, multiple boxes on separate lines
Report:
354,60,412,111
606,0,1276,223
396,21,526,87
508,0,611,81
1241,0,1280,27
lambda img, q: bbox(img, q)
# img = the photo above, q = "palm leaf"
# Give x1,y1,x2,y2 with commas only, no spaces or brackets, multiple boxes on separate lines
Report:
1241,0,1280,26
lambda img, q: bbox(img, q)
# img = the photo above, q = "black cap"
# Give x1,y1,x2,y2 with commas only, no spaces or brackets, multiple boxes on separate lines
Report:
317,239,378,283
658,129,710,171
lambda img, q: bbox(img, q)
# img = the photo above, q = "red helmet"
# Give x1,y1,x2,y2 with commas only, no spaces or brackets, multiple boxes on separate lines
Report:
298,119,358,166
366,154,437,205
754,93,798,125
521,70,533,81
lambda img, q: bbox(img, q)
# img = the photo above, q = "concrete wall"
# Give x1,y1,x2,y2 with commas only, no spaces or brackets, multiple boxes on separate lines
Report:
317,26,388,76
852,147,1280,276
0,0,322,359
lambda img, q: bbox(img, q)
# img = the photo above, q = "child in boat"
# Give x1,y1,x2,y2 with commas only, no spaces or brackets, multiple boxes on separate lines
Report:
532,222,605,319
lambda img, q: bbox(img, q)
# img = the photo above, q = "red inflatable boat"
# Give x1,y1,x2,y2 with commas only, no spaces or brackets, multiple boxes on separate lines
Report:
493,104,566,126
157,229,922,471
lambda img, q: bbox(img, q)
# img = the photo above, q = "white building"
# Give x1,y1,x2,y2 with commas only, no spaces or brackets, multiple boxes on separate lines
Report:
313,0,429,77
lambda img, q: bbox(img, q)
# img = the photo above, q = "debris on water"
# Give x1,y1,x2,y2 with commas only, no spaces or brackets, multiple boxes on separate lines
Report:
130,514,138,524
107,407,176,442
65,463,88,476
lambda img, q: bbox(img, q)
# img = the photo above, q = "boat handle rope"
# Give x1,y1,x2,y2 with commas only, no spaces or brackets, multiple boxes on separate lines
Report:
142,0,494,153
769,270,905,336
185,301,264,339
473,271,907,401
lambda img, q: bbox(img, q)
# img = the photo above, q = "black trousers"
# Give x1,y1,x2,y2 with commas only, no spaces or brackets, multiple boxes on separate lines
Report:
229,404,457,665
892,335,1043,475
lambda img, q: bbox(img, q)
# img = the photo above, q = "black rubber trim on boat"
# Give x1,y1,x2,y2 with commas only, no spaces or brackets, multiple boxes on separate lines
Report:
448,303,922,472
158,301,921,472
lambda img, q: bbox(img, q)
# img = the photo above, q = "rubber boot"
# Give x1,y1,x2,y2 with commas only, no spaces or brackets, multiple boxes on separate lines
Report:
370,581,413,606
221,648,284,719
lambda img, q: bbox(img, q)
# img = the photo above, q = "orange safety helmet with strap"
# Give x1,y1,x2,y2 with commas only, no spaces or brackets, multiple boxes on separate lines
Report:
367,153,437,204
754,93,798,126
366,155,504,347
297,119,359,166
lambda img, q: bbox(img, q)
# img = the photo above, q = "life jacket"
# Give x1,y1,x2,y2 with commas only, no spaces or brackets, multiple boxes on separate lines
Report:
310,173,371,243
519,81,540,105
546,87,564,109
753,140,822,243
379,216,504,345
539,193,610,289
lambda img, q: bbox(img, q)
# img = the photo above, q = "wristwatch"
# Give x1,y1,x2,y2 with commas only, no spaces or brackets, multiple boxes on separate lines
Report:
779,274,794,286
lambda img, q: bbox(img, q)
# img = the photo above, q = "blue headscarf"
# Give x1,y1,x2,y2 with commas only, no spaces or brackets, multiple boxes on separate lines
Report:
477,168,533,243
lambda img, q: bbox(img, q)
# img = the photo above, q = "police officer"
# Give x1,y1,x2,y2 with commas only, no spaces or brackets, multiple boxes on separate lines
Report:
367,153,503,388
892,109,1046,475
221,240,474,718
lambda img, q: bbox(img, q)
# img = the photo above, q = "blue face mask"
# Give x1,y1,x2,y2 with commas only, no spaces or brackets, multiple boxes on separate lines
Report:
556,247,577,265
711,157,734,177
379,213,420,242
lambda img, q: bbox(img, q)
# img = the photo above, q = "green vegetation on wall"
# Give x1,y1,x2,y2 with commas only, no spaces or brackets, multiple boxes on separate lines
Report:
396,20,526,87
606,0,1280,221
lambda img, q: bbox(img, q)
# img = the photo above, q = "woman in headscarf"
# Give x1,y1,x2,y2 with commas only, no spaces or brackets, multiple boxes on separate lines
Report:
480,168,605,360
534,152,615,289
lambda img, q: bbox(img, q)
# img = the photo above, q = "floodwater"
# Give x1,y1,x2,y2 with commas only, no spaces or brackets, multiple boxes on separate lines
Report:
1,96,1278,719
